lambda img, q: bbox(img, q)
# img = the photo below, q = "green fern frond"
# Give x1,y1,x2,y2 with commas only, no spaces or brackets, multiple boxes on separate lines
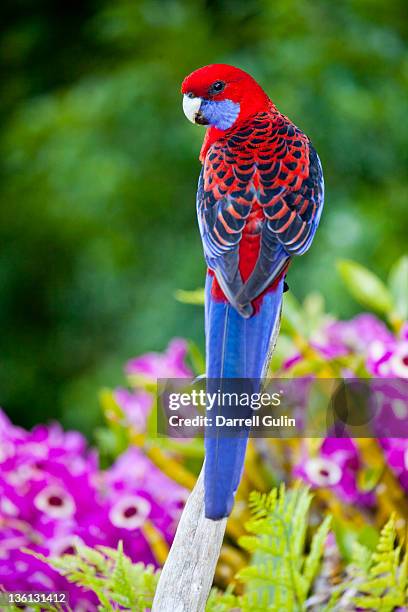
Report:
206,585,240,611
303,515,332,587
398,547,408,592
347,516,408,611
238,561,293,589
24,541,159,611
350,540,372,575
234,483,330,610
241,589,275,611
110,541,137,607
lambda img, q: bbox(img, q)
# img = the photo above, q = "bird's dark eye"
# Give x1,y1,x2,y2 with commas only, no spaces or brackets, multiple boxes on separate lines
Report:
209,80,225,95
186,91,195,98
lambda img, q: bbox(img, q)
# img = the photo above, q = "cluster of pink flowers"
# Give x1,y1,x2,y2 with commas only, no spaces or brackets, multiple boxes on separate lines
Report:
322,315,408,379
291,314,408,504
113,338,194,433
0,339,191,610
294,437,375,507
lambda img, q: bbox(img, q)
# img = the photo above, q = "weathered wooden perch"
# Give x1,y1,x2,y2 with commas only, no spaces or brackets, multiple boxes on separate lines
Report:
152,467,227,612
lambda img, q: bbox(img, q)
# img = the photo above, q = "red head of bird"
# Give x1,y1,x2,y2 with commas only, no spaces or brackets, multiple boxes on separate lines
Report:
181,64,271,131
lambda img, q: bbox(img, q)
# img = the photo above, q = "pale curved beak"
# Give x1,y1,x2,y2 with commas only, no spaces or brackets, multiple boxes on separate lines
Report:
182,94,202,124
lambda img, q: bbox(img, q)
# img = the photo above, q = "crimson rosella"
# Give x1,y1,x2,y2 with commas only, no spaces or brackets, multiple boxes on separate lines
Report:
181,64,324,519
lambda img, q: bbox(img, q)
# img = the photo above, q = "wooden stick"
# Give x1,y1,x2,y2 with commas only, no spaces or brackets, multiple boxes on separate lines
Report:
152,467,227,612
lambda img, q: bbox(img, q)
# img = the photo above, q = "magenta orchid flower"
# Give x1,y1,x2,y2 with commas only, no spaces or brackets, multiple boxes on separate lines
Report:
0,408,187,607
379,438,408,493
126,338,193,380
113,388,153,431
294,437,375,507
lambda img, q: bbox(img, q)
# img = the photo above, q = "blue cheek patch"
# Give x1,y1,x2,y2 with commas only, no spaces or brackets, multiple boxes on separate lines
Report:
201,99,240,130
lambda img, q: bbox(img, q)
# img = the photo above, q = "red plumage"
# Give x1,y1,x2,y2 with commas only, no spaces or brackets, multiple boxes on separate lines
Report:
183,64,323,316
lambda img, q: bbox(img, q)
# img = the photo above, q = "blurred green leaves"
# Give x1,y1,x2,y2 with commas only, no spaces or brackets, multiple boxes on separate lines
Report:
337,259,394,316
338,256,408,329
389,256,408,321
175,288,205,305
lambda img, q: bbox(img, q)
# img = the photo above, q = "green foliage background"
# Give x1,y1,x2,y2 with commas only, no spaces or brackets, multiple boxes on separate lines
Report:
1,0,407,433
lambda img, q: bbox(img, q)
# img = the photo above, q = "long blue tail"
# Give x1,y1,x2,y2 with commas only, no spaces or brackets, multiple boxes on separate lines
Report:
204,274,284,519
